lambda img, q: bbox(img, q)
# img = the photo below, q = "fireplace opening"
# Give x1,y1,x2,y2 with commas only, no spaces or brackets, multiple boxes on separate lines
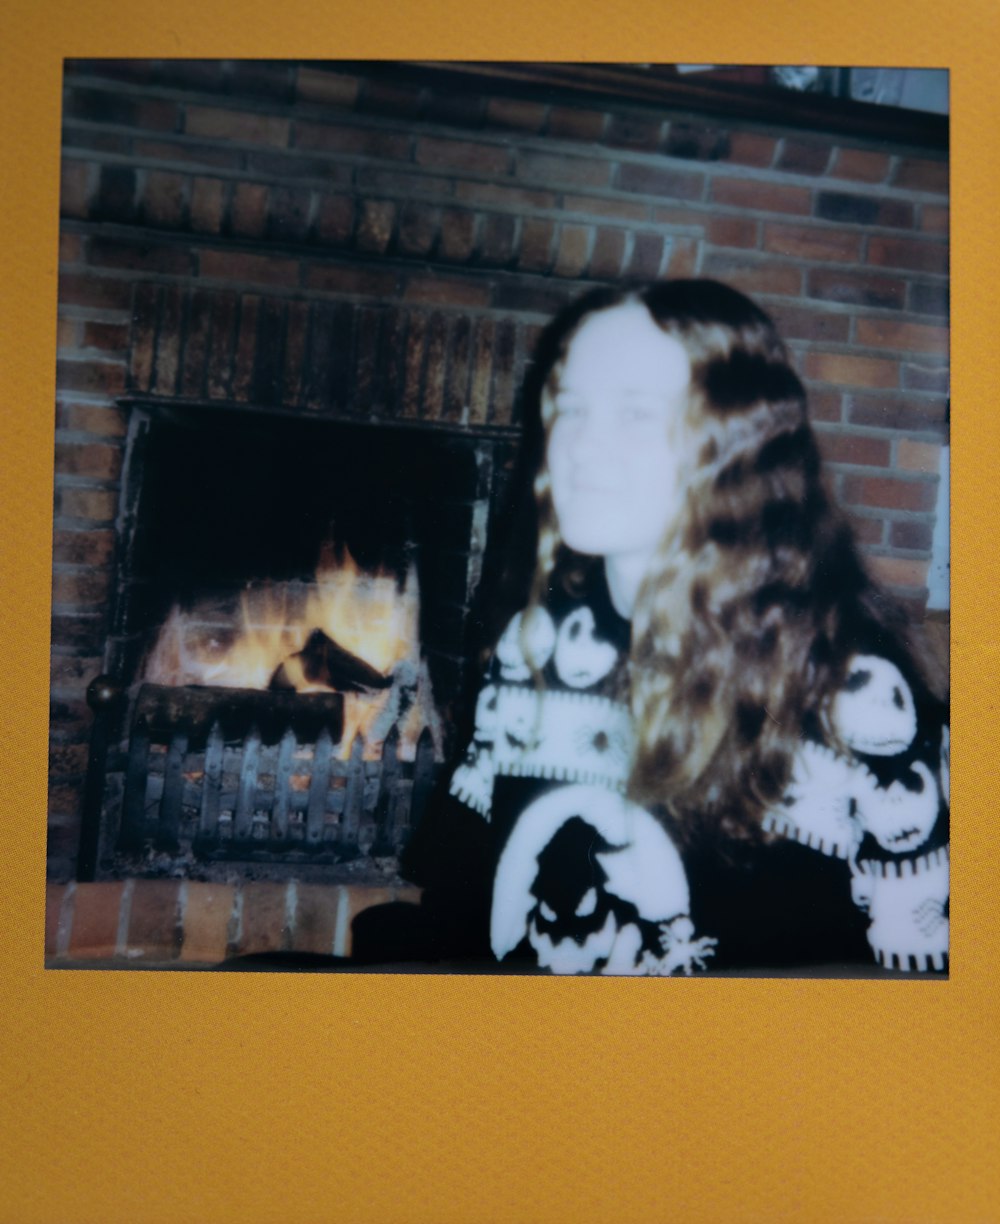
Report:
80,402,519,882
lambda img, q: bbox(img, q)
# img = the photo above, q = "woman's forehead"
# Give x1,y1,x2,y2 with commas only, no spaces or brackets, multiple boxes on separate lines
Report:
558,304,691,391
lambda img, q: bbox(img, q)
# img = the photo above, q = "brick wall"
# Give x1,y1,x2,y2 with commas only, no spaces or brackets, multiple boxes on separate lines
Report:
49,59,949,880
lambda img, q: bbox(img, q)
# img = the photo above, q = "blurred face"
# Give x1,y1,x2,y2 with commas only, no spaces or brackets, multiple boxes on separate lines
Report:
546,303,692,569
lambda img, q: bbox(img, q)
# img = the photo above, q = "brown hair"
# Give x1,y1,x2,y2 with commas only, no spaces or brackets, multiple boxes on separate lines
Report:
521,279,942,845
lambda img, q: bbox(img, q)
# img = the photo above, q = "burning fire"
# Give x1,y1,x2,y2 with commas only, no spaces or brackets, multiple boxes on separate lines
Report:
144,544,441,759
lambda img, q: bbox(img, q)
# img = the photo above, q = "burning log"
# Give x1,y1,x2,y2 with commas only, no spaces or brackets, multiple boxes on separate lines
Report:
269,627,393,694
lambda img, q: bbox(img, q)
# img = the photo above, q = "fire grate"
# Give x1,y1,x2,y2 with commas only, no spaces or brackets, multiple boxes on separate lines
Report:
82,680,440,879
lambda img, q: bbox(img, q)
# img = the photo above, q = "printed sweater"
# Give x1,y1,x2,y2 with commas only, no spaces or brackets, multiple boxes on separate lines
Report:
444,572,950,975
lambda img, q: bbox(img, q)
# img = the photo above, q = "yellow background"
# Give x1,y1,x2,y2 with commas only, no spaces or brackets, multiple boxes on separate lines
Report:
1,2,996,1220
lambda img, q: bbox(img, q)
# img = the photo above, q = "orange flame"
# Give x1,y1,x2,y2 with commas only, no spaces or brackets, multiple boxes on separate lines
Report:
144,545,440,759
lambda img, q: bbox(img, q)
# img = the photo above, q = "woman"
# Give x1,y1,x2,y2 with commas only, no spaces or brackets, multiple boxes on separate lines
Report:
394,279,949,975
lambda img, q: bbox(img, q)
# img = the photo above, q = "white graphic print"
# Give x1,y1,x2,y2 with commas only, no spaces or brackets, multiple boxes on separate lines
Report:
761,740,864,858
495,609,557,682
553,606,619,689
831,654,917,755
491,784,712,975
853,759,940,853
849,847,949,971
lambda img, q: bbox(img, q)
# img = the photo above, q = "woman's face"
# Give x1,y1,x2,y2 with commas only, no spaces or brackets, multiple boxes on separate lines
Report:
546,303,693,567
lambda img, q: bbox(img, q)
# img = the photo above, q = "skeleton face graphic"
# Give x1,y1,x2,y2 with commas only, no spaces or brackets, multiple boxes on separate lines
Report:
831,655,917,755
495,609,557,682
854,759,940,852
553,606,618,689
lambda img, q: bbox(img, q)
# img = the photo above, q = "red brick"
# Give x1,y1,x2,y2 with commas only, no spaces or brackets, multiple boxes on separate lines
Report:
141,170,187,227
295,119,409,160
814,191,913,229
479,213,516,265
229,182,268,237
81,322,129,353
184,178,221,235
711,177,811,215
133,137,242,170
725,131,776,168
553,224,591,277
846,393,947,432
416,135,509,176
45,884,68,958
152,285,182,396
356,199,396,254
868,236,948,275
52,529,115,566
547,106,606,142
804,352,898,389
51,568,110,607
847,512,885,546
48,739,89,776
397,201,440,256
777,139,833,175
68,881,124,959
59,233,83,264
921,205,949,234
125,880,182,960
305,264,398,297
236,882,291,955
902,362,949,394
830,148,891,183
486,96,548,132
50,618,105,655
454,180,556,211
230,294,259,402
589,227,626,278
316,194,355,245
605,112,665,150
424,88,487,130
564,193,647,223
841,474,937,512
664,122,730,161
60,159,93,218
890,519,933,550
763,222,862,263
57,318,79,352
199,249,299,288
404,276,491,309
64,86,178,132
96,165,138,222
281,299,309,407
808,389,843,422
358,79,422,119
443,315,472,423
55,360,126,398
909,281,949,318
422,313,447,419
893,157,948,195
401,313,427,419
439,209,478,263
48,779,85,815
58,272,132,312
230,61,295,103
469,318,495,425
807,268,905,311
519,150,610,188
855,318,948,356
897,438,942,473
296,67,360,108
625,231,665,278
616,162,704,199
816,431,890,467
179,882,235,964
707,216,758,248
57,487,117,522
701,253,801,296
767,305,849,344
651,205,704,230
868,555,929,590
86,237,192,276
267,186,314,242
291,884,340,955
186,105,290,147
49,650,103,690
664,237,699,277
357,168,452,198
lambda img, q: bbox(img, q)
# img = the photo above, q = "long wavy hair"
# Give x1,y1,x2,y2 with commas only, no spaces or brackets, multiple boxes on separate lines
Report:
520,279,943,845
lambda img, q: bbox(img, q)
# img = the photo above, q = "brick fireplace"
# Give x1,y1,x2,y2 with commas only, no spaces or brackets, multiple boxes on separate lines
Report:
49,59,949,960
